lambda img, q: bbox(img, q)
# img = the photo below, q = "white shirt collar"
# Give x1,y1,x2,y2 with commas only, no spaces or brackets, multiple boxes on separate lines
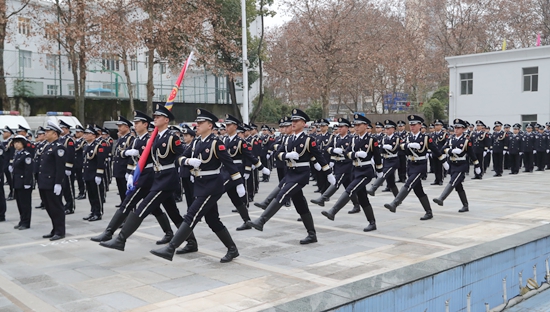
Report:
158,129,168,138
228,133,238,141
294,131,304,138
138,132,147,139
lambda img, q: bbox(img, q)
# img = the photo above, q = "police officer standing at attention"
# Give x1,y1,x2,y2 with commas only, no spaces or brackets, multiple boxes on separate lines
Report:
83,125,107,221
430,119,448,185
39,121,67,241
74,125,86,200
112,116,134,206
432,119,481,213
320,114,383,232
33,127,47,209
470,120,490,179
247,109,336,244
534,123,548,171
3,126,15,201
11,135,33,229
100,105,185,252
522,124,535,172
58,120,76,214
367,119,401,197
491,121,509,177
149,108,245,262
384,115,444,220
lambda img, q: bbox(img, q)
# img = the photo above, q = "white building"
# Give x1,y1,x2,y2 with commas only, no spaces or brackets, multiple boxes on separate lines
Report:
446,46,550,127
4,0,261,109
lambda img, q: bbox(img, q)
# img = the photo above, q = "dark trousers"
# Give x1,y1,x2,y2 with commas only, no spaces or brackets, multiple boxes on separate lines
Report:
448,171,466,193
86,180,103,217
115,177,126,203
404,167,430,212
275,182,311,215
432,157,443,183
182,192,224,231
492,152,503,175
474,152,484,177
546,151,550,169
345,173,374,222
4,168,12,194
383,167,398,189
135,190,183,226
510,153,520,173
15,188,32,227
120,186,180,223
397,154,407,181
484,153,491,172
40,188,65,236
181,177,194,208
0,179,5,218
316,169,329,193
504,153,510,169
74,166,85,195
535,151,546,170
523,152,534,172
61,172,75,210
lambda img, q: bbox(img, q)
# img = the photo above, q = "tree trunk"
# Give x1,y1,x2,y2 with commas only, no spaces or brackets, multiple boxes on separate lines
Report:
0,22,8,110
146,46,154,115
321,83,330,117
120,49,134,116
228,76,237,106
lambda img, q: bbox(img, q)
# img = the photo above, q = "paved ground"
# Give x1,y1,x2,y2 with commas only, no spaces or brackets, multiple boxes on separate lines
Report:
0,169,549,312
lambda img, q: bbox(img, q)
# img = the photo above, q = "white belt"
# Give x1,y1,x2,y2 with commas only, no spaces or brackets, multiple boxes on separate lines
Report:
191,168,221,177
287,161,310,168
353,160,372,167
384,154,398,159
233,159,243,164
154,163,175,172
331,156,346,161
450,156,467,161
407,156,427,161
145,163,153,169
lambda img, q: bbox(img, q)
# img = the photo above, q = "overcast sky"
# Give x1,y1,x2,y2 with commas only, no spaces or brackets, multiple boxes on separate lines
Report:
262,2,291,29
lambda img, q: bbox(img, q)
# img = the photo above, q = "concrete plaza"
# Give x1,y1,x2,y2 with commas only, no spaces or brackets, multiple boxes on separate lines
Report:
0,170,549,311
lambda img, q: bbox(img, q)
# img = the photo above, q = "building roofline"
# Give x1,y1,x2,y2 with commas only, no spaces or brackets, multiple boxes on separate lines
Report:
445,45,550,68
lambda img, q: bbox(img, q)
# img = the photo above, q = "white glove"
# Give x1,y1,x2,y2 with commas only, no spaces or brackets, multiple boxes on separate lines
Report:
8,165,12,173
24,185,31,189
187,158,201,168
329,162,334,168
262,167,270,175
124,149,139,157
313,163,322,171
332,147,343,155
244,173,250,180
327,173,336,185
285,152,299,160
489,150,493,154
533,150,537,154
547,150,549,154
451,148,462,155
252,165,256,170
236,184,246,197
355,151,367,158
266,154,270,160
126,174,134,189
125,173,129,181
377,171,383,179
53,184,62,195
483,151,487,157
408,143,421,149
65,170,71,176
520,152,524,155
504,150,508,155
190,175,194,183
383,144,392,150
475,167,481,175
442,162,450,171
95,176,102,185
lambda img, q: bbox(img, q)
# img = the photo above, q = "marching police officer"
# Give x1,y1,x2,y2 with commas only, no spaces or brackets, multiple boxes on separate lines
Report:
150,108,245,262
384,115,443,220
430,119,448,185
470,120,491,179
83,125,107,221
112,116,135,205
491,121,509,177
39,121,67,241
11,135,33,229
396,120,408,183
432,119,481,213
367,119,401,197
58,120,76,214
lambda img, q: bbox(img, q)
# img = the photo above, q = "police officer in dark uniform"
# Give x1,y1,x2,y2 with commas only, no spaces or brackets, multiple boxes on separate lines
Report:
39,121,67,241
83,125,107,221
100,105,185,252
503,124,512,170
320,114,383,232
33,127,47,209
58,120,76,214
508,124,522,174
11,135,33,229
395,120,408,183
179,125,195,209
247,109,336,244
314,118,332,195
2,126,14,201
384,115,443,220
367,119,401,197
92,111,177,245
16,125,36,157
433,119,481,212
260,124,271,182
534,123,548,171
112,116,135,205
430,119,448,185
522,124,535,172
491,121,509,177
150,108,245,262
310,118,360,213
470,120,491,179
0,140,4,221
74,125,86,199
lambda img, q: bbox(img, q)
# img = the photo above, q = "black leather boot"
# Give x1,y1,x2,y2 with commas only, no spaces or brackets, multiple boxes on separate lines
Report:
384,186,409,213
419,196,433,220
151,222,194,261
90,209,126,242
253,187,280,209
457,190,469,212
247,199,283,231
348,193,361,213
176,231,198,254
310,184,337,207
321,192,350,221
155,213,173,244
234,204,252,231
215,227,239,263
99,213,143,251
361,204,377,232
367,177,385,196
390,186,399,197
363,221,377,232
432,183,454,206
299,212,317,244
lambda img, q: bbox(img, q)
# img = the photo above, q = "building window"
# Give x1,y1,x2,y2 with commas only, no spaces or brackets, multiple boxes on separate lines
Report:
102,53,119,71
522,114,537,129
523,67,538,92
47,85,58,95
130,56,136,71
144,52,149,68
68,84,75,96
46,54,57,70
460,73,473,95
18,17,31,35
160,63,166,74
19,50,32,68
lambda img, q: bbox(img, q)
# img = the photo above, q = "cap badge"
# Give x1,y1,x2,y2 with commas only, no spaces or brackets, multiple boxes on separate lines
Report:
293,109,297,114
197,109,201,114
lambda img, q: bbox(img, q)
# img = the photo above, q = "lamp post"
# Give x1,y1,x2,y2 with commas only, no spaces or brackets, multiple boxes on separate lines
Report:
241,0,248,123
56,0,62,96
